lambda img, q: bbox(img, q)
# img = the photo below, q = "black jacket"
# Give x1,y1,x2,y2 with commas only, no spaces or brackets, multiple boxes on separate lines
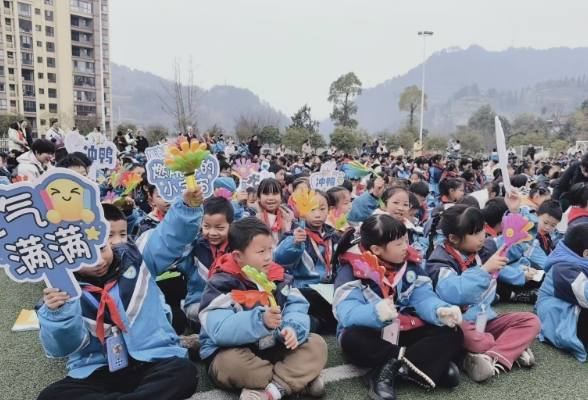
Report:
553,160,588,201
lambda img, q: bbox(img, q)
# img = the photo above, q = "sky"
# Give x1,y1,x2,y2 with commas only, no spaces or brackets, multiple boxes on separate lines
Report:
110,0,588,120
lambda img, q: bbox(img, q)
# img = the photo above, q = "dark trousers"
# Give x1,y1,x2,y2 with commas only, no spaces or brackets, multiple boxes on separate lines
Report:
578,307,588,350
299,288,338,334
340,324,463,384
157,276,188,335
38,357,198,400
496,279,541,301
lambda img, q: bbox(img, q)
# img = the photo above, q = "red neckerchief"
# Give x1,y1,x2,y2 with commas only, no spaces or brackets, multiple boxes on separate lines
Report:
208,253,285,282
420,203,428,223
527,197,540,208
538,231,554,255
485,223,498,238
440,195,452,203
263,209,282,232
443,240,476,272
210,240,229,263
569,207,588,223
155,209,165,222
305,228,332,279
17,130,24,142
82,281,128,347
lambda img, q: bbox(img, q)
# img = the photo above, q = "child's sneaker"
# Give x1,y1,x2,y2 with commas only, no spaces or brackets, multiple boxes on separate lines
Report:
299,375,326,398
461,353,504,382
512,289,539,304
516,347,535,367
239,389,270,400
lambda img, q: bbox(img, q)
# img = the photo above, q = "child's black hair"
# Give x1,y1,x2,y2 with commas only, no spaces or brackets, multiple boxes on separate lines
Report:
529,186,550,199
284,174,296,186
431,154,444,165
472,159,483,170
462,170,475,183
457,195,480,209
246,187,257,196
564,222,588,257
439,178,465,198
326,186,348,208
314,189,331,207
268,163,285,175
204,196,235,224
229,217,271,252
32,138,56,155
483,197,508,228
332,214,406,271
292,178,309,191
55,155,87,170
366,178,376,191
382,186,409,204
54,147,69,163
487,182,501,197
408,193,420,211
510,174,528,188
257,178,282,199
438,204,485,243
570,183,588,208
219,160,231,172
71,151,93,168
537,200,562,221
341,180,353,193
409,181,429,198
541,164,552,177
518,160,534,175
102,203,125,222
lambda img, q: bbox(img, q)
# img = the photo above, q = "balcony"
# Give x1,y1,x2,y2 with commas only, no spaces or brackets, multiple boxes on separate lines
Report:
23,107,36,113
4,8,11,15
7,59,14,65
9,90,16,96
71,5,92,14
23,90,34,97
10,107,18,113
6,43,13,49
5,26,12,32
8,75,14,81
21,59,33,66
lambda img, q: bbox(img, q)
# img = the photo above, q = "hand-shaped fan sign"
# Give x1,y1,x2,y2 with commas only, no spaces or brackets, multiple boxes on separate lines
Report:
232,159,259,189
492,213,534,278
291,188,319,229
329,209,348,231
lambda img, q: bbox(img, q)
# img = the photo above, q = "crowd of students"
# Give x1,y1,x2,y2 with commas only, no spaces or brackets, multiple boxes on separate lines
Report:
4,130,588,400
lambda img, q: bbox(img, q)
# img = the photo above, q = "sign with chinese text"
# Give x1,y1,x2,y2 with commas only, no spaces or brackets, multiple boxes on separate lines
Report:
65,132,117,181
310,161,345,191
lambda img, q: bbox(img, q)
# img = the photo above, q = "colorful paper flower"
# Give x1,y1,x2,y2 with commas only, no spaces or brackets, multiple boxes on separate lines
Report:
242,265,277,307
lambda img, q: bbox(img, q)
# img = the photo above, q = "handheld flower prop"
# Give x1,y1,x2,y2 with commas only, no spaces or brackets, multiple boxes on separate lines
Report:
109,170,122,189
291,188,319,229
493,213,534,278
103,191,118,204
164,137,210,190
329,209,348,231
242,265,278,307
119,171,142,197
353,254,387,298
232,159,259,189
214,188,233,202
231,290,272,308
342,161,376,180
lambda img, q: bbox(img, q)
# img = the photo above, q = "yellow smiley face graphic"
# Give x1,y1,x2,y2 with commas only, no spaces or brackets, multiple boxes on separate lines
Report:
44,179,95,224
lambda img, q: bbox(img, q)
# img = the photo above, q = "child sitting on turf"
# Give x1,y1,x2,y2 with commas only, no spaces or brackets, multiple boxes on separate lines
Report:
36,204,198,400
568,183,588,228
142,191,235,336
274,190,340,333
409,181,429,227
483,197,508,238
252,178,294,247
135,184,170,238
326,186,352,232
536,222,588,362
425,202,541,383
286,178,310,219
214,160,237,192
334,214,464,399
424,178,465,255
199,217,328,400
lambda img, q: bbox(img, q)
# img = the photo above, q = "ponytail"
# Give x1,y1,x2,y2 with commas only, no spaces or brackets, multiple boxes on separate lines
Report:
331,227,358,273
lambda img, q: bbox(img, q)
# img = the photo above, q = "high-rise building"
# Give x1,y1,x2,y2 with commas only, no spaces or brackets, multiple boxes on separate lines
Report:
0,0,112,139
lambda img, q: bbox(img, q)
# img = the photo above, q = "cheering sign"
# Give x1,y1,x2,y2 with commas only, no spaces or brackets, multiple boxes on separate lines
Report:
65,131,117,181
145,143,170,161
145,145,219,202
246,161,275,189
0,169,109,299
310,161,345,191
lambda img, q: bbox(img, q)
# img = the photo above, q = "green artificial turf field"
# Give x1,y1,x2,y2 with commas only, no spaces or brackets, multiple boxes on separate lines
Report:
2,273,587,400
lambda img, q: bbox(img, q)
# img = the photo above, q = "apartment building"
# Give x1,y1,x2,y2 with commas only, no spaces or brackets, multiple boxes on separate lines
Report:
0,0,112,139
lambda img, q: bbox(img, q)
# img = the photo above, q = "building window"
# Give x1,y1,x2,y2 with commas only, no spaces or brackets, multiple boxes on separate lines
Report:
18,18,32,33
0,34,3,44
103,63,109,72
72,46,93,58
102,19,108,29
35,8,40,15
74,90,96,102
35,24,41,32
48,88,56,98
103,78,109,88
45,10,53,21
47,57,55,67
26,117,37,129
75,105,96,116
45,0,53,5
18,2,31,17
0,50,3,60
39,103,45,110
23,84,35,97
105,107,110,116
23,100,36,112
71,0,92,14
21,69,34,81
73,60,94,73
73,75,95,88
0,83,5,92
46,42,55,52
0,99,6,110
71,31,92,43
37,56,43,63
102,34,108,43
101,4,107,14
45,26,54,37
105,121,110,130
21,52,33,65
48,73,56,82
39,88,44,94
49,103,57,113
40,119,46,125
38,72,43,79
37,40,42,47
104,92,110,101
103,49,109,58
0,66,4,76
20,35,32,49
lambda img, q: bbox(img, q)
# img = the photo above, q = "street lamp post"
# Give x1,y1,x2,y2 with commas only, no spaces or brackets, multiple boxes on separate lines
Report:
417,31,433,145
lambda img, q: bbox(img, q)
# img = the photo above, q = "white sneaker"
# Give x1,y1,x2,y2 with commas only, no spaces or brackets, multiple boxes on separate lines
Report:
462,353,505,382
239,388,270,400
516,347,535,367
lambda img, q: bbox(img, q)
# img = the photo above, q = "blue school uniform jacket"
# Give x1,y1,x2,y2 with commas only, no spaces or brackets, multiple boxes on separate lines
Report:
536,242,588,361
36,243,186,379
274,224,340,288
426,239,513,323
198,255,310,360
429,165,444,196
333,244,450,340
141,198,209,314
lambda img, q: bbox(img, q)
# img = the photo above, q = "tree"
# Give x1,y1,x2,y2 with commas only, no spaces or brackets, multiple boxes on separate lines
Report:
510,113,547,137
0,113,26,142
329,126,361,154
375,130,395,148
75,117,102,136
509,132,549,148
282,127,310,153
456,131,485,154
394,127,418,153
356,127,373,149
309,132,327,150
289,104,320,134
233,111,284,142
207,124,224,138
468,104,510,147
551,139,569,155
328,72,362,129
116,123,138,135
398,85,427,132
424,135,449,153
144,124,169,146
259,126,282,146
157,57,200,133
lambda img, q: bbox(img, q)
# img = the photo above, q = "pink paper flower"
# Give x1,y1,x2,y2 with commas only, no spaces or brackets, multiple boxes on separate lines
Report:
214,188,233,202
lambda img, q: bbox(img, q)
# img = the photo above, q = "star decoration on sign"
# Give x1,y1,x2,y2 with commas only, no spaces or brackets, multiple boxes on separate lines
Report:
85,226,101,241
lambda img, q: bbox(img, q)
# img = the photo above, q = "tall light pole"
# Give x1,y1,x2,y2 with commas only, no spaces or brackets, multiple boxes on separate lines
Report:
418,31,433,144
